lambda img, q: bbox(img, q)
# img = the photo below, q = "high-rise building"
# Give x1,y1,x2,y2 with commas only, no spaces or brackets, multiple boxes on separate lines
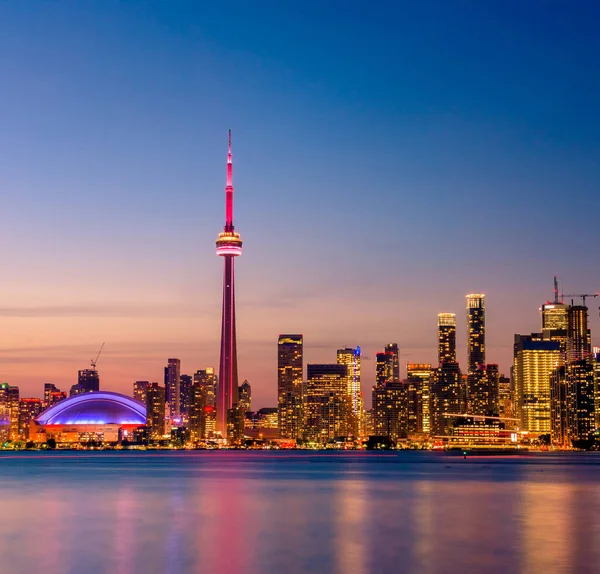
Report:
407,363,432,434
567,305,591,363
216,131,243,439
277,334,304,439
194,368,218,437
179,374,192,420
43,383,63,407
466,294,486,415
164,358,181,423
239,380,252,412
133,381,150,404
304,364,349,443
372,344,406,440
188,384,207,443
498,375,513,421
77,369,100,394
429,361,462,437
18,398,43,440
551,357,596,447
513,334,561,434
541,303,569,356
194,368,218,408
466,294,486,370
0,383,20,441
337,347,362,436
146,383,166,440
438,313,457,364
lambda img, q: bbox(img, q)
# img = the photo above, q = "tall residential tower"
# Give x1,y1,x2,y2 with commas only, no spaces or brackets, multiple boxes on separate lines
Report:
216,130,243,439
277,335,304,439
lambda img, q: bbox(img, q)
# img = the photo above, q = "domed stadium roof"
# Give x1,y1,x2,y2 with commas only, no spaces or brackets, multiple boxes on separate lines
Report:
36,391,146,425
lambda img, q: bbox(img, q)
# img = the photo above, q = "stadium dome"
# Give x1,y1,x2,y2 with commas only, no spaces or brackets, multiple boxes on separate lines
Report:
36,391,146,426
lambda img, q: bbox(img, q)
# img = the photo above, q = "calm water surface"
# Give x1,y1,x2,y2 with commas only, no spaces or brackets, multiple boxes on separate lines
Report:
1,451,600,574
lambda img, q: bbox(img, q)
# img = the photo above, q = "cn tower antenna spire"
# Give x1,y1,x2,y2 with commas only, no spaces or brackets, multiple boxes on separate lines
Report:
225,129,234,230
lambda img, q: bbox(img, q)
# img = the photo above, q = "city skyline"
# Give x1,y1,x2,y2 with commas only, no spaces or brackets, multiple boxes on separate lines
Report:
1,2,599,409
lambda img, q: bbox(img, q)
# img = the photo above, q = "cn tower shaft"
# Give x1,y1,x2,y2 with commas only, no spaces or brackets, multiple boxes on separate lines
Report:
215,130,243,439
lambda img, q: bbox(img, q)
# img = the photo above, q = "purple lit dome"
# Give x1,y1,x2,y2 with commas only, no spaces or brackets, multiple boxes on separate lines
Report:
36,391,146,425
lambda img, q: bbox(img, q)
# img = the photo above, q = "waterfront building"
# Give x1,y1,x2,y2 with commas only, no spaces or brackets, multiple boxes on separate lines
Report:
194,368,217,408
438,313,457,363
407,363,432,434
31,392,146,444
337,347,362,436
429,361,462,437
498,375,514,421
43,383,65,408
541,302,569,356
0,383,20,441
18,398,43,439
277,334,303,439
146,383,166,440
188,384,207,443
164,358,181,423
216,131,243,439
513,334,561,434
304,364,349,443
551,357,596,447
372,381,407,441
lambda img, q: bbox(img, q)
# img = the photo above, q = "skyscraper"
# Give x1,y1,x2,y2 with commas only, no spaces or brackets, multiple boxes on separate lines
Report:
384,343,400,382
407,363,432,434
466,294,487,415
304,364,349,443
567,305,591,363
18,398,43,440
164,358,181,422
513,334,561,434
0,383,20,441
466,294,486,371
429,361,462,437
179,374,192,420
77,369,100,394
133,381,150,404
194,368,218,436
188,384,207,443
277,334,303,439
438,313,457,364
239,380,252,412
336,347,362,436
146,383,166,440
216,130,243,439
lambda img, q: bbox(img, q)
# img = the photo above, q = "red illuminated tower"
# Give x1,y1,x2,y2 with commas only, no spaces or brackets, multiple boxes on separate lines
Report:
216,130,243,438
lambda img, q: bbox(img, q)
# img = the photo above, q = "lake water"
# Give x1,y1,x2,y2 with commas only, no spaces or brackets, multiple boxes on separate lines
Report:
1,451,599,574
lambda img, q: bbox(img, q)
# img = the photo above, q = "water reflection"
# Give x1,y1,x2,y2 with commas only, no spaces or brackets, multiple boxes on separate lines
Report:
1,453,600,574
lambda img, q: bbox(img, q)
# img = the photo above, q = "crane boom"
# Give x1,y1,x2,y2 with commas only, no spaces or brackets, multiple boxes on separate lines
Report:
91,342,105,370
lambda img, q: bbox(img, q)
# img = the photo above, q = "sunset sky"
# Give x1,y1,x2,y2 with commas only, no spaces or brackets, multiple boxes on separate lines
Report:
1,1,599,408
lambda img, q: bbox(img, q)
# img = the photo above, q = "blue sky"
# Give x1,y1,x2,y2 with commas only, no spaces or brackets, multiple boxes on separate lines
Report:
0,1,598,407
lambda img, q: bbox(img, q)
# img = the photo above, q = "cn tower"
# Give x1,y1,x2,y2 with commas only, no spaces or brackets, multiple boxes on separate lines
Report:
216,129,242,438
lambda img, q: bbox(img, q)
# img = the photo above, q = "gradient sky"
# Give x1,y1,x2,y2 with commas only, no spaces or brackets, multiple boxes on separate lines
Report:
1,1,599,408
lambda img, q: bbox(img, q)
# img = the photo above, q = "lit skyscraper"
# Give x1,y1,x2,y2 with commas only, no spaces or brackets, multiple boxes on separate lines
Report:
513,334,561,434
133,381,150,404
407,363,432,434
0,383,20,441
429,361,462,437
304,364,349,443
77,369,100,394
194,368,217,436
18,398,43,440
146,382,166,440
164,358,181,422
437,313,457,364
337,347,362,436
466,294,487,415
216,130,243,439
239,380,252,412
179,374,192,420
567,305,591,363
277,334,303,439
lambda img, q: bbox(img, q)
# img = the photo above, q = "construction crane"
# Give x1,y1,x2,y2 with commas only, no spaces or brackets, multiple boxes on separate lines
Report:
90,342,105,370
561,293,599,307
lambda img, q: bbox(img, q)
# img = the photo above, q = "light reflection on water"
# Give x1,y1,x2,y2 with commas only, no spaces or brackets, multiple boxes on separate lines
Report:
1,452,600,574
